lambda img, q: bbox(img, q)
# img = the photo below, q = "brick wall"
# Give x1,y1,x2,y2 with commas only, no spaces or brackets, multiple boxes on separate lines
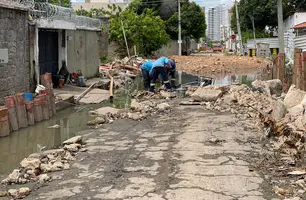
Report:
0,6,30,105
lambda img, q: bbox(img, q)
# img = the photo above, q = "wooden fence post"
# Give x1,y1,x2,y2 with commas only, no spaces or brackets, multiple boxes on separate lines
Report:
302,51,306,91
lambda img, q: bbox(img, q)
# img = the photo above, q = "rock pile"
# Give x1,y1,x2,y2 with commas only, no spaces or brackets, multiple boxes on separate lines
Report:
186,80,306,158
1,136,85,199
185,80,306,198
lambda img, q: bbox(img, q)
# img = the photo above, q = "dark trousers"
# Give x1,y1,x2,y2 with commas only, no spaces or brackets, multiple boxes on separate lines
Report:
150,67,171,92
166,68,176,88
142,69,150,90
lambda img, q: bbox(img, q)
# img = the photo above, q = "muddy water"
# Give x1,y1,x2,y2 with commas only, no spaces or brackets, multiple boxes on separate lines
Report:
0,96,131,175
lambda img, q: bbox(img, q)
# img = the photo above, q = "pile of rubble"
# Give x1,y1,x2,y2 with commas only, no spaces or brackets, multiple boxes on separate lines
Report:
171,55,272,75
0,136,85,199
184,80,306,198
86,90,175,127
186,80,305,145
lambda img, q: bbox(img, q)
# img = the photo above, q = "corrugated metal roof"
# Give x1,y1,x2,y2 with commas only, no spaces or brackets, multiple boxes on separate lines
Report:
293,22,306,29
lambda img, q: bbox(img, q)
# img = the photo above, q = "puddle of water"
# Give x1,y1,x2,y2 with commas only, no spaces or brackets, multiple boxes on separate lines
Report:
0,86,135,175
178,71,265,87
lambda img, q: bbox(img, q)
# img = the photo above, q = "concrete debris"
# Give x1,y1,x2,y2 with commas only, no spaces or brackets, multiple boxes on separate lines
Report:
38,174,51,184
20,158,41,170
272,100,287,120
273,186,290,196
88,107,120,116
252,79,283,97
8,187,31,199
191,86,223,102
0,191,7,197
287,171,306,176
157,103,170,111
87,117,106,125
64,143,81,152
160,91,176,99
284,85,306,109
63,136,83,145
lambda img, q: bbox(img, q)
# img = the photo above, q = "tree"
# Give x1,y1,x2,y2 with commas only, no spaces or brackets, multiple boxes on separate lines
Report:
108,6,170,56
166,0,206,43
231,0,306,33
133,0,177,20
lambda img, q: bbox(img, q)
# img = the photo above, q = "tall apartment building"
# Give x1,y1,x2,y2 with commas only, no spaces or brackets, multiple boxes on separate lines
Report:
207,5,226,41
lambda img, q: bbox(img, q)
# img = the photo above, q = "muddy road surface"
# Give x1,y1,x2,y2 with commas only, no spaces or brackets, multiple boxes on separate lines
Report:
21,102,279,200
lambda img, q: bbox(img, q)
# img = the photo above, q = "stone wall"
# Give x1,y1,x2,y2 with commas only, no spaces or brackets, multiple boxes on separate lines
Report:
0,6,29,105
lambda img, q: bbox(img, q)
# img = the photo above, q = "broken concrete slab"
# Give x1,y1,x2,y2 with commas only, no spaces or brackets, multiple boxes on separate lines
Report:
251,79,282,97
191,87,223,102
284,85,306,109
288,104,304,116
63,136,83,145
78,89,109,104
272,100,287,120
88,107,120,116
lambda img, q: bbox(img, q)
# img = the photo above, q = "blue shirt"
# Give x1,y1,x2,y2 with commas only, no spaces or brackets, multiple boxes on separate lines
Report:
141,61,153,72
152,57,169,68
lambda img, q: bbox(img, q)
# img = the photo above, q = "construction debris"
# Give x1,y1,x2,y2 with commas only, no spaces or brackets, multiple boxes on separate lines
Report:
1,135,86,198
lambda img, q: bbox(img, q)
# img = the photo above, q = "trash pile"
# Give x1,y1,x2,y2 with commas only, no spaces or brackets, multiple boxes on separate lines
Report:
0,136,85,199
184,79,306,199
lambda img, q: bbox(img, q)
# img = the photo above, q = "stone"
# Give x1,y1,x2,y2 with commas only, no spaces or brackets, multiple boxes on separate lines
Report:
127,112,143,121
64,152,76,161
0,191,7,197
43,149,65,157
130,99,143,111
88,107,120,116
40,162,63,172
87,117,105,125
294,116,306,131
20,158,41,170
7,169,21,183
63,136,83,145
64,143,81,152
284,85,306,109
266,79,283,97
8,189,18,198
160,91,175,99
288,104,304,116
272,100,287,120
96,79,110,90
18,187,31,197
223,93,237,105
39,174,51,184
191,87,223,102
63,163,70,170
157,103,170,111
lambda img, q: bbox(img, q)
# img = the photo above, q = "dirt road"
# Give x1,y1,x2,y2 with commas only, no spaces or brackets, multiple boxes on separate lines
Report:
24,102,278,200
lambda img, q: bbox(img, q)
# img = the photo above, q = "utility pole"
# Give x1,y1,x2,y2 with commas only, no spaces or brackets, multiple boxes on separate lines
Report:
235,0,243,55
178,0,182,56
277,0,285,80
121,20,130,58
249,15,256,52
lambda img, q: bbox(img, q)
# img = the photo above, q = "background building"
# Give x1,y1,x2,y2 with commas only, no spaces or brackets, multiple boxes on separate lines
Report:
207,5,226,41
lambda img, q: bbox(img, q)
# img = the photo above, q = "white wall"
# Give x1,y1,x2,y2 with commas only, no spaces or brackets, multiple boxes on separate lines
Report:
284,12,306,31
